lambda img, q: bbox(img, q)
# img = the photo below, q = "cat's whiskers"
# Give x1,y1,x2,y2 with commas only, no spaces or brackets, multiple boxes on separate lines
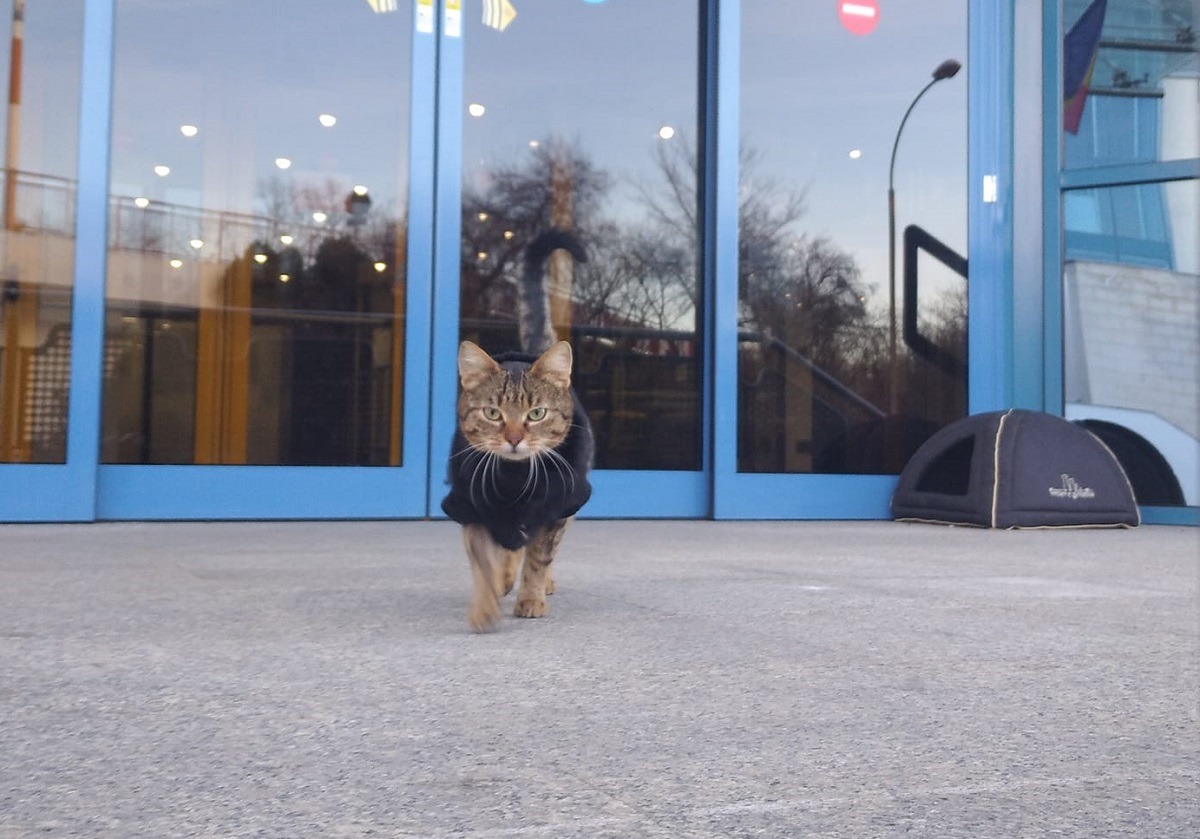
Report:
517,454,540,501
465,446,504,509
539,446,577,496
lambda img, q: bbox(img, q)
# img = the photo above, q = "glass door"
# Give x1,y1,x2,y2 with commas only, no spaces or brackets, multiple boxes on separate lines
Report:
94,0,436,518
715,0,971,518
427,0,709,518
0,0,99,521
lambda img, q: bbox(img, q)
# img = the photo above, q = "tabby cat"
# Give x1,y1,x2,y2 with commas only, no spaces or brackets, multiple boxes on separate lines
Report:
441,229,593,632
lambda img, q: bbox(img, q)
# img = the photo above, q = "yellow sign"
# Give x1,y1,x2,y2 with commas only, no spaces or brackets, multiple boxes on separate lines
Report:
416,0,433,33
483,0,518,31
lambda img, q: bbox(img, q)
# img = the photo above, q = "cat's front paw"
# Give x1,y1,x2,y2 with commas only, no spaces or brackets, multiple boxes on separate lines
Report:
468,593,501,632
514,597,547,618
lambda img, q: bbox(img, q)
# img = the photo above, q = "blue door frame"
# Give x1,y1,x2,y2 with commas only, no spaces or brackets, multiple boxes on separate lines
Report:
0,0,438,522
0,0,111,522
1,0,1015,523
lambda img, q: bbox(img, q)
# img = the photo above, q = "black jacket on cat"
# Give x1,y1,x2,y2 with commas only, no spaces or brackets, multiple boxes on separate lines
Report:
441,352,593,551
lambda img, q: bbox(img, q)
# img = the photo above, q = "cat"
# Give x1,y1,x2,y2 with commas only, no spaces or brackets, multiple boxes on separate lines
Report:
441,228,593,632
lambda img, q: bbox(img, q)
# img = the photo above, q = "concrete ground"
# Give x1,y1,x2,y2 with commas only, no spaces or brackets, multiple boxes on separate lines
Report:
1,520,1197,838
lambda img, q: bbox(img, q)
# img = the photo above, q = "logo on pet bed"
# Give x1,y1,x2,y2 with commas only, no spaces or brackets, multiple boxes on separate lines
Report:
1049,474,1096,500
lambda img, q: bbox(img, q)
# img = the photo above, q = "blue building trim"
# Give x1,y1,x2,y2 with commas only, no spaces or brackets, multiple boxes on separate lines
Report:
967,0,1015,414
425,0,465,519
1060,159,1200,190
710,0,741,519
716,474,896,521
1140,506,1200,527
401,0,441,518
1041,0,1065,415
96,465,426,520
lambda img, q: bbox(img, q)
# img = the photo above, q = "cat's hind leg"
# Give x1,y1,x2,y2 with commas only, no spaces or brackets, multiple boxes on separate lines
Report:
463,524,505,632
501,547,523,596
514,517,569,618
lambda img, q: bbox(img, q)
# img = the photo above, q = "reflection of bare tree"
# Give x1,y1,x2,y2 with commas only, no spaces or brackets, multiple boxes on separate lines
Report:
461,139,609,321
574,224,695,331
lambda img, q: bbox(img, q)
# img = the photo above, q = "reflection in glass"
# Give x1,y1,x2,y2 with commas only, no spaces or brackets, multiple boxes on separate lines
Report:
103,1,411,466
0,1,84,463
1063,0,1198,169
738,1,967,474
459,1,702,471
1063,180,1199,507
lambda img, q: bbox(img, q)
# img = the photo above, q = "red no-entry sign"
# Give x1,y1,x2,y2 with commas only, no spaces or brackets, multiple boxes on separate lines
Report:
838,0,880,36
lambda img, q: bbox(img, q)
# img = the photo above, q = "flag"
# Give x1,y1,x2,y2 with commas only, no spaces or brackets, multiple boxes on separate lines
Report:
1063,0,1108,134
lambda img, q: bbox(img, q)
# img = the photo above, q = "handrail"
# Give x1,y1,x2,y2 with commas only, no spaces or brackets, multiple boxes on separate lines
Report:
902,224,967,377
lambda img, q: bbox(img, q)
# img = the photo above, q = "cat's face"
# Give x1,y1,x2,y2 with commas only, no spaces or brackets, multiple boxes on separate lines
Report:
456,341,575,461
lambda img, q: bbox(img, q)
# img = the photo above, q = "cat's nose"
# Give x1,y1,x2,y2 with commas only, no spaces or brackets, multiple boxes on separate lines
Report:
504,427,524,449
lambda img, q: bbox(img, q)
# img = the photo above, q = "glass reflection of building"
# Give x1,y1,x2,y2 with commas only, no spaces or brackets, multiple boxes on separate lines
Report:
0,0,1196,523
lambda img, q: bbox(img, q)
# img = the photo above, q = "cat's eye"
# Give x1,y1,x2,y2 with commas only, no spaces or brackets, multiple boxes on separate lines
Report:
481,407,502,421
526,407,547,422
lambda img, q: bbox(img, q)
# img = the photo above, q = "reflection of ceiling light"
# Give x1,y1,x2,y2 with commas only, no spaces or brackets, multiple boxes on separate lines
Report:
253,253,268,264
312,212,327,223
134,197,150,208
529,140,539,148
180,124,198,137
658,125,675,140
279,273,290,283
154,165,171,177
318,113,337,127
275,157,292,170
353,184,368,196
189,238,203,249
467,103,486,117
477,212,488,221
279,234,294,245
503,230,514,240
373,261,387,273
477,251,487,261
364,0,398,12
848,149,862,159
482,0,518,31
169,258,183,269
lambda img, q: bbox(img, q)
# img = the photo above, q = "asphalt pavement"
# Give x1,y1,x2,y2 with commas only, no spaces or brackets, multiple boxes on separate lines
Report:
1,520,1197,838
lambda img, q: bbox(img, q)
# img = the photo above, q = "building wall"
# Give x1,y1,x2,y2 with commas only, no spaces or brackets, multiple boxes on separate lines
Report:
1064,259,1200,441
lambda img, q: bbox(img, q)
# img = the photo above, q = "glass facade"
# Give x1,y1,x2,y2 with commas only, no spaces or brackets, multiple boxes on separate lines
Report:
1060,0,1199,509
0,1,1195,523
101,0,412,466
738,0,967,475
0,1,84,463
457,0,702,471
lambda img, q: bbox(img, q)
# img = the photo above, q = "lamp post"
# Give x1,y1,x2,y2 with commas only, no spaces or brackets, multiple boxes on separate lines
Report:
887,58,961,416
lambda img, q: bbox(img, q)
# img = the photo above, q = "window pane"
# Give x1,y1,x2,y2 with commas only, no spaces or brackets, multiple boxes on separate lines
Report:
0,0,84,463
1063,179,1199,507
1063,0,1199,168
458,0,702,471
739,1,968,474
103,1,412,466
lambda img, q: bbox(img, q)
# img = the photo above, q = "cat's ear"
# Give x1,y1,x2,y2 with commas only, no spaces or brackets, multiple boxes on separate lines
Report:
458,341,500,390
530,341,573,389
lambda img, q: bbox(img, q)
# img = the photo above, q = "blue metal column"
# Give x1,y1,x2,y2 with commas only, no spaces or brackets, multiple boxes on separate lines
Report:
425,0,464,516
709,0,742,520
967,0,1015,414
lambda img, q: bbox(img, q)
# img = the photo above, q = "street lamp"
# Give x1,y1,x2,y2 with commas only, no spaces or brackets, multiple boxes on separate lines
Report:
887,58,961,415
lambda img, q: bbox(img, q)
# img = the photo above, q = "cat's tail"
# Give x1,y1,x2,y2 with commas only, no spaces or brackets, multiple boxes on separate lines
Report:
520,228,587,355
